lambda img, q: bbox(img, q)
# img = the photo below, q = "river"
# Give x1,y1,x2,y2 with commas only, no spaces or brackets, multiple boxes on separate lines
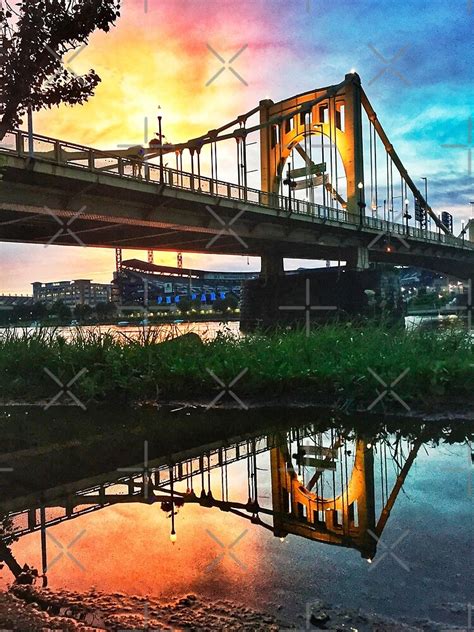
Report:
0,406,471,630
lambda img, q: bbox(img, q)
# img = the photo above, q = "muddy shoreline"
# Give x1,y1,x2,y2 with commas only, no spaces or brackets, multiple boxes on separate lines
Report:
0,586,464,631
2,393,474,422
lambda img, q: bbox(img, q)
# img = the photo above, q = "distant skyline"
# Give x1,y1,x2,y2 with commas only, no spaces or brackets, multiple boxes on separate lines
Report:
1,0,472,293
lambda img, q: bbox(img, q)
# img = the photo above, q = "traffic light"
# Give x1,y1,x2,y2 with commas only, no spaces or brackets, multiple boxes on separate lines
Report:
414,199,427,229
441,211,453,234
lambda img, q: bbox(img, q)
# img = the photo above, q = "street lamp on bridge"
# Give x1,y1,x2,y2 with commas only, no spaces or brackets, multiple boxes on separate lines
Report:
283,165,297,213
357,182,366,226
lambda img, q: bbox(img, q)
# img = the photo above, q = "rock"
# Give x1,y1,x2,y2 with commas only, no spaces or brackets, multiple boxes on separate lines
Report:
310,610,330,628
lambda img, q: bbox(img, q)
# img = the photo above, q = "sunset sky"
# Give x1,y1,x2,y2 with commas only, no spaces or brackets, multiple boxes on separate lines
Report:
1,0,472,294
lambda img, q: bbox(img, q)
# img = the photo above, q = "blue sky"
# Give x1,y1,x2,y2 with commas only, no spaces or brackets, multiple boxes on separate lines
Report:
1,0,472,293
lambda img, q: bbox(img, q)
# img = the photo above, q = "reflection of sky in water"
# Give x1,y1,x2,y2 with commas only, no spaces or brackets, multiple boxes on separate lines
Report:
1,438,471,626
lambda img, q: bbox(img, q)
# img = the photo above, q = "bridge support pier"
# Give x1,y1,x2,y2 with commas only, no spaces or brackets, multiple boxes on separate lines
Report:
346,247,370,271
260,253,284,282
240,265,404,332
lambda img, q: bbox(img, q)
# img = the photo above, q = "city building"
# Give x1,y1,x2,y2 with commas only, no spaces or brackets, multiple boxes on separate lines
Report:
32,279,112,307
112,259,257,307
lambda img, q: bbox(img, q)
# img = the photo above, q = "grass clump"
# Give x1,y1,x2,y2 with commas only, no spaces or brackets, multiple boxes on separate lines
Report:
0,324,472,410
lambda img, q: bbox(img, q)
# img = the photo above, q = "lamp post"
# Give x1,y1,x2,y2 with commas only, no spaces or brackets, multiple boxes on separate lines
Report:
283,164,297,213
421,177,428,201
357,182,365,227
157,111,164,183
461,220,466,247
169,465,177,544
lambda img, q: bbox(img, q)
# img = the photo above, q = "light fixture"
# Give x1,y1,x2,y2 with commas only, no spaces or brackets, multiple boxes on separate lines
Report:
358,182,364,189
170,530,177,544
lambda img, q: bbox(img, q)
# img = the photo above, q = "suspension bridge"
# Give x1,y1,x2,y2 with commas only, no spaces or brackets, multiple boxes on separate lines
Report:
0,73,473,283
0,422,421,583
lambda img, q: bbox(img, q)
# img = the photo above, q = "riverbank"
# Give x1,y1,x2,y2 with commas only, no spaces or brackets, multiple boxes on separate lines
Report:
1,324,473,412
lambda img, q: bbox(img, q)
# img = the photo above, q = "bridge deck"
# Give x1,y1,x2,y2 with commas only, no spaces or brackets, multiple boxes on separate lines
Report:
1,129,473,277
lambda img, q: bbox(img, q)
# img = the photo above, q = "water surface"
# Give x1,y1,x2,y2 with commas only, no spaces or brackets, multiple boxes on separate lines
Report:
0,409,471,629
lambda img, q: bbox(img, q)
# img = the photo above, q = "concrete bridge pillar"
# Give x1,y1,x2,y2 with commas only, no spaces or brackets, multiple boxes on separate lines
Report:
260,253,284,282
346,246,370,271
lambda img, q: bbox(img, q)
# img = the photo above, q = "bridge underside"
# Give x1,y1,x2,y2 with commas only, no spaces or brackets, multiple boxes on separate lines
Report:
1,156,473,280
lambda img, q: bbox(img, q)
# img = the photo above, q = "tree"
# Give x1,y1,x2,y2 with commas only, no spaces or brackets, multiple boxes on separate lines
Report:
0,0,121,140
74,303,93,321
50,300,71,321
95,301,116,319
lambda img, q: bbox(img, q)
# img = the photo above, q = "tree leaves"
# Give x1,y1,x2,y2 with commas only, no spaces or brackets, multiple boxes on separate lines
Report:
0,0,121,139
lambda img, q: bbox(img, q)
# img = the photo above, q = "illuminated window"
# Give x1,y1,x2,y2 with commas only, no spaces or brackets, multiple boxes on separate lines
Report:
336,105,345,131
271,124,280,147
319,105,329,124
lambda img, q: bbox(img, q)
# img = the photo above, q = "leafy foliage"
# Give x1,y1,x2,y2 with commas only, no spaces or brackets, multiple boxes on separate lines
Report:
0,0,121,139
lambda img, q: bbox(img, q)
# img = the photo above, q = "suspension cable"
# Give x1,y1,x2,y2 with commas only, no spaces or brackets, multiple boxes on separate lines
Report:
333,98,339,211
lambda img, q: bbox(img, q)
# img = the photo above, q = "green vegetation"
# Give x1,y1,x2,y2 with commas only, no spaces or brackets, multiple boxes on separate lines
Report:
0,324,473,410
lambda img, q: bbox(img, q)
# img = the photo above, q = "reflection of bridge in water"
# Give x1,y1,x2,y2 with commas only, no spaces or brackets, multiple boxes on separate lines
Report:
0,423,421,583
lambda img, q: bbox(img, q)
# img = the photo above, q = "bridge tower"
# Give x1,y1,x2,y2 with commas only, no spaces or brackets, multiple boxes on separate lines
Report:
259,73,364,221
270,435,376,558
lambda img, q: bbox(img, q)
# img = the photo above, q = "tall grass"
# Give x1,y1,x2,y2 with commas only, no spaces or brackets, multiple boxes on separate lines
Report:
0,324,472,408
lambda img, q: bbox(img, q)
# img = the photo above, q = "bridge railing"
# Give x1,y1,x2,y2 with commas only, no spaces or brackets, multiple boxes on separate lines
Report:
2,129,473,250
364,216,468,248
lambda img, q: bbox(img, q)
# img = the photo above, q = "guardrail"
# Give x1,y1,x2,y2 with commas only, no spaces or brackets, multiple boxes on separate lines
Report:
1,129,473,251
2,430,283,541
